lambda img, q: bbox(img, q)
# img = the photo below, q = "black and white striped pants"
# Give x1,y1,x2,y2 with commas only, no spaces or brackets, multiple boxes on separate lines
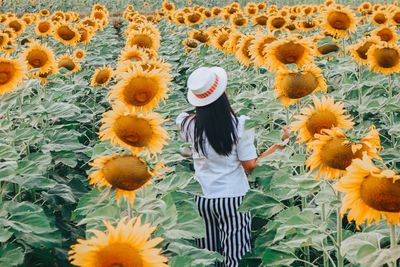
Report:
194,195,252,267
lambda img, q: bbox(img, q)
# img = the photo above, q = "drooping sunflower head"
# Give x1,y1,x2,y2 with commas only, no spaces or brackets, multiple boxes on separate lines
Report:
126,30,160,51
274,64,327,107
371,10,388,25
98,102,170,156
0,33,9,50
306,126,382,181
252,13,268,27
53,22,80,46
19,40,56,78
346,37,380,65
57,54,81,73
249,32,276,67
235,35,255,67
188,29,211,45
77,26,94,44
0,55,27,96
390,8,400,25
319,6,357,38
371,26,398,44
244,2,258,16
91,65,114,87
265,36,316,71
231,13,248,28
268,15,287,31
7,19,25,35
35,20,52,36
118,46,149,64
291,95,354,143
211,29,231,53
38,67,57,84
334,154,400,227
366,43,400,75
185,11,203,25
69,216,169,266
212,7,222,17
108,66,171,113
299,20,316,31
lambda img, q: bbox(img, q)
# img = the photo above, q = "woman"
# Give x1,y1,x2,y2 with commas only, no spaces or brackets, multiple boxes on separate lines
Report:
176,66,290,267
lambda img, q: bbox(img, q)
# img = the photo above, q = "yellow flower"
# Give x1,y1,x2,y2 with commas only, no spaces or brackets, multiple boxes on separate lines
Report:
53,22,80,46
188,29,211,45
264,36,315,71
162,1,175,12
252,13,268,27
185,11,203,25
371,26,398,44
268,15,287,31
0,33,9,50
73,49,86,61
366,43,400,75
319,6,357,38
109,66,171,113
231,13,248,28
244,2,258,16
235,35,255,67
211,29,231,54
346,37,380,65
0,55,27,96
291,95,354,143
68,216,169,266
7,19,25,35
274,64,327,107
306,126,382,181
249,31,276,68
39,9,50,16
91,65,113,87
118,46,149,63
19,40,56,78
126,30,160,51
57,54,81,73
35,20,52,36
371,10,388,25
77,26,94,44
98,102,170,156
334,154,400,227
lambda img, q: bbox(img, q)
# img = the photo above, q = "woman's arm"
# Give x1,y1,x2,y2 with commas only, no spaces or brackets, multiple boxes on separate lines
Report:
241,158,258,175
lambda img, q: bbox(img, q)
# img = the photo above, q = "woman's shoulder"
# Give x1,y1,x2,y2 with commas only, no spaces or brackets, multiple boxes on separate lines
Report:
176,112,190,125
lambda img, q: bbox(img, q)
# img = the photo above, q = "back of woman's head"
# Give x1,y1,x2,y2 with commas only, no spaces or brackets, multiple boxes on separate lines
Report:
182,92,238,157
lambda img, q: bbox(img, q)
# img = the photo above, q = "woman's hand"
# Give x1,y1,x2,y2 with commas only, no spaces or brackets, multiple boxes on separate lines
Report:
241,158,258,175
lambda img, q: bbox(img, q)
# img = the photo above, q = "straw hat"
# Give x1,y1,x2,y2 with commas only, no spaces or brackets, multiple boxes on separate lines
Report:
187,66,228,106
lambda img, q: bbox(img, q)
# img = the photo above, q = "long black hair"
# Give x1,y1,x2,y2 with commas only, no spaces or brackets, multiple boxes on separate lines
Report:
181,92,238,157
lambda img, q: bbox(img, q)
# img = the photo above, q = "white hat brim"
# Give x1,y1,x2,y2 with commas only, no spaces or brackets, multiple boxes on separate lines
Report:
187,67,228,107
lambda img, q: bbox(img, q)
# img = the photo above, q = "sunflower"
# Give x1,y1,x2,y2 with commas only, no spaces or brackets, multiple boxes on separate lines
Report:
19,40,56,78
299,20,316,31
53,23,80,46
7,19,25,35
244,3,258,16
118,46,149,64
235,35,255,67
69,216,169,266
116,60,171,77
268,15,287,31
306,126,382,181
212,7,222,18
371,26,398,43
162,1,175,12
224,31,244,55
264,36,315,71
346,37,380,65
87,154,167,206
291,95,354,143
274,64,327,107
366,43,400,75
57,54,81,73
109,66,170,113
77,26,94,44
319,6,357,38
231,13,248,28
185,11,203,25
252,13,268,27
358,2,372,14
211,29,231,53
257,2,266,11
91,65,113,87
371,11,388,25
98,102,170,156
173,11,186,25
390,9,400,25
39,9,50,16
73,49,86,61
0,55,27,96
249,32,276,67
0,33,9,50
2,39,17,54
34,20,52,36
21,16,33,26
126,30,160,51
334,155,400,227
38,67,57,84
182,39,198,49
188,29,211,45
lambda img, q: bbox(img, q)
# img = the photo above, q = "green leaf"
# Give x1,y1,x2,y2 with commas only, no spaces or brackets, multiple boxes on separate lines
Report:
238,190,284,219
261,248,297,266
0,243,24,267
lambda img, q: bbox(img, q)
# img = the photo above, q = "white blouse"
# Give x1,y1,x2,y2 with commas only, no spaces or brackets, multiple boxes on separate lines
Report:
176,112,257,198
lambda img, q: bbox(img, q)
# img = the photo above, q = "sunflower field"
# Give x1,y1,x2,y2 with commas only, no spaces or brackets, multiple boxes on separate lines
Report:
1,0,400,266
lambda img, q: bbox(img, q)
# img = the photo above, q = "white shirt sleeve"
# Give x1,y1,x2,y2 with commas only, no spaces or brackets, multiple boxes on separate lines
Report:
237,116,258,161
176,112,190,142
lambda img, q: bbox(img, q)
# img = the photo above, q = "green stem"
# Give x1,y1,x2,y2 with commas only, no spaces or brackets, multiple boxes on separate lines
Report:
127,201,132,220
92,88,98,136
390,225,397,267
321,203,329,267
337,192,343,267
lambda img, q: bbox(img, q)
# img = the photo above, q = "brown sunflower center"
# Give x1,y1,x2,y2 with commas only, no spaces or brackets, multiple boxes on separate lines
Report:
123,77,158,106
255,15,268,26
360,175,400,212
281,72,318,99
9,21,22,32
271,17,286,29
356,41,375,59
0,63,15,84
27,49,49,68
217,34,229,48
258,37,275,56
129,35,152,49
38,22,51,33
376,29,393,42
95,242,143,267
275,42,306,65
57,26,76,40
373,13,387,24
373,47,400,68
187,13,201,23
193,32,209,43
318,44,340,55
306,111,338,136
95,70,111,84
320,137,354,170
392,12,400,24
114,116,153,148
327,11,351,30
303,21,315,29
58,58,76,71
